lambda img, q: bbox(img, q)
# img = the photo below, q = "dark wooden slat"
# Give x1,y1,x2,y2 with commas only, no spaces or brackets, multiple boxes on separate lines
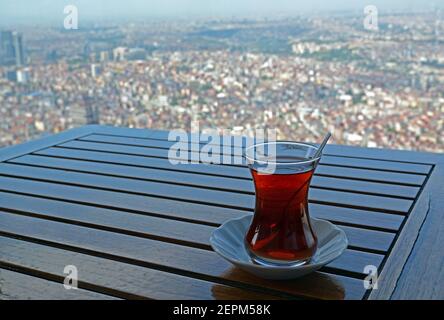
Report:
0,236,280,300
314,166,425,187
58,140,427,186
0,267,115,300
41,146,251,179
11,154,254,193
0,192,396,250
0,168,412,228
0,211,368,299
327,250,383,276
0,209,380,277
310,204,403,232
311,176,418,199
0,176,243,225
6,157,407,231
37,146,426,191
81,134,432,174
81,134,245,153
74,125,443,164
324,144,443,165
0,163,253,210
309,188,412,214
0,191,214,249
338,225,394,252
320,155,431,175
10,155,420,199
25,153,416,214
0,191,394,253
0,163,414,215
84,130,247,150
60,140,247,164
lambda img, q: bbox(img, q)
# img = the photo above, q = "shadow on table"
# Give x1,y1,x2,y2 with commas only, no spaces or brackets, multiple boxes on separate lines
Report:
211,267,346,300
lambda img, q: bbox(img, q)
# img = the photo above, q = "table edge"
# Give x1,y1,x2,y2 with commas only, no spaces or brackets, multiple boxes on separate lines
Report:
0,125,98,162
2,125,442,164
369,160,444,299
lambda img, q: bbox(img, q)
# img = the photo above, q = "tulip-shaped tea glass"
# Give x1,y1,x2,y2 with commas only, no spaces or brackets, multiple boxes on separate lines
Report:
244,142,321,267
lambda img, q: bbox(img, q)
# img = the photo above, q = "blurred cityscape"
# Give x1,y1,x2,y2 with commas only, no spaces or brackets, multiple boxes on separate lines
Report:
0,11,443,152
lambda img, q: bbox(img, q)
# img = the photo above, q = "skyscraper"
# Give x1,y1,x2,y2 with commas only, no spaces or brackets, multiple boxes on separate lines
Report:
0,30,25,66
0,31,14,65
66,104,100,129
90,63,102,78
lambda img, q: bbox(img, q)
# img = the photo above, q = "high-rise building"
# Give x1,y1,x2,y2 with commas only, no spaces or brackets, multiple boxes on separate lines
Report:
66,104,100,128
91,63,102,78
0,30,25,66
12,32,25,66
113,47,127,61
0,31,14,65
6,68,30,83
99,51,110,62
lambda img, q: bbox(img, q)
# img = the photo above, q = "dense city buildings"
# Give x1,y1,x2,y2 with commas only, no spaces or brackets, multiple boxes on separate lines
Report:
0,12,443,152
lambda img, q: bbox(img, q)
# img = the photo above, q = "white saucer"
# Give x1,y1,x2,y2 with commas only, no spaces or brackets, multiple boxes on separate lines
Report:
210,215,348,280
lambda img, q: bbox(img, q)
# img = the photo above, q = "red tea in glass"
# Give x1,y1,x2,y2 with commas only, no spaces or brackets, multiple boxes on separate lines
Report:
245,142,320,266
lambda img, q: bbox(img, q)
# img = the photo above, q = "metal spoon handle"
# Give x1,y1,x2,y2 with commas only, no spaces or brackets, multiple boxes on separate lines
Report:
313,132,331,159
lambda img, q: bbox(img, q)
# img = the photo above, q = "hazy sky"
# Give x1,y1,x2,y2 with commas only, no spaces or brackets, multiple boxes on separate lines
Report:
0,0,442,24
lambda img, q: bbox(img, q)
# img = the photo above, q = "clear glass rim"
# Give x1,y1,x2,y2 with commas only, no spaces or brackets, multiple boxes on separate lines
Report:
244,141,321,166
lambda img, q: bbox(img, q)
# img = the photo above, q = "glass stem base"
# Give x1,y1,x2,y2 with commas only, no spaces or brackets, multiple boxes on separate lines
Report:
248,249,311,267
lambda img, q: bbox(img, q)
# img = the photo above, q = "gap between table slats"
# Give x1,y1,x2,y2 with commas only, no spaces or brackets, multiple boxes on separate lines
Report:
9,155,420,200
0,190,395,253
0,237,288,300
0,163,414,215
0,211,369,299
0,265,117,300
79,134,432,175
55,140,427,187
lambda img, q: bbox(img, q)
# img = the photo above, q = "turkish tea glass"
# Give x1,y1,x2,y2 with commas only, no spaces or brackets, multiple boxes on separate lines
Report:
244,141,320,267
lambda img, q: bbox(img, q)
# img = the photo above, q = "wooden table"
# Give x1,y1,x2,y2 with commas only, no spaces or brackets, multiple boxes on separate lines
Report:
0,125,443,300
